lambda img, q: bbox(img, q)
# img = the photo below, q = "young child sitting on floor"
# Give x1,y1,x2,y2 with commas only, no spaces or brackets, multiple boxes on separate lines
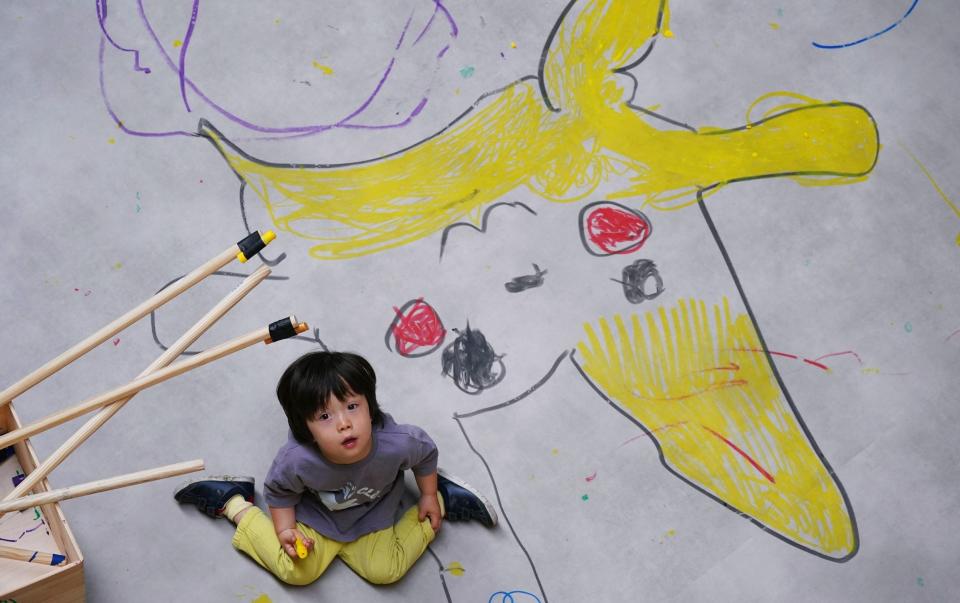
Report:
174,350,497,586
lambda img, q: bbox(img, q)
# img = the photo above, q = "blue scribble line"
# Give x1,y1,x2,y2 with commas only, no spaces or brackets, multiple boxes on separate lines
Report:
0,520,46,543
812,0,919,49
488,591,542,603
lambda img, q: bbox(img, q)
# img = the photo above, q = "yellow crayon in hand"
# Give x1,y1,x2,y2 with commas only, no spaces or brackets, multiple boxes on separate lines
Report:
295,536,308,559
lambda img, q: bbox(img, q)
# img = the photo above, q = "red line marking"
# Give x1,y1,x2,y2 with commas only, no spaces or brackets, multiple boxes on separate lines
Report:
732,348,831,372
698,362,740,372
617,422,689,448
733,348,798,359
812,350,863,365
802,358,830,371
701,425,776,484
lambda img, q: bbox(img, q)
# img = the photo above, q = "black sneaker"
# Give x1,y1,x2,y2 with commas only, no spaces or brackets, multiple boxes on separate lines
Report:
174,475,255,518
437,469,498,528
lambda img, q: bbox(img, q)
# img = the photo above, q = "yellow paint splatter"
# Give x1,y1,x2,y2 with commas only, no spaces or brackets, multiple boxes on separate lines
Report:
200,0,877,260
510,41,517,48
172,39,183,48
645,104,662,111
667,529,676,537
861,367,881,375
251,595,272,603
769,22,780,30
444,561,466,576
311,61,334,75
900,142,960,246
112,262,123,270
107,137,116,144
551,448,559,456
576,297,855,559
274,18,280,25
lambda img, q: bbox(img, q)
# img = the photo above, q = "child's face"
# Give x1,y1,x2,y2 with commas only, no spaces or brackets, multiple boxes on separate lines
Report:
306,390,373,464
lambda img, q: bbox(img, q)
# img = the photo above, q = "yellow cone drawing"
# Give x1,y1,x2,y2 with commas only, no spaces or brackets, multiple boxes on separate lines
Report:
575,298,856,559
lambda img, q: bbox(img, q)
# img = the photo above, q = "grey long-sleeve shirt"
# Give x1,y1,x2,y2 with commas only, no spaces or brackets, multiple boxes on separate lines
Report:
264,413,438,542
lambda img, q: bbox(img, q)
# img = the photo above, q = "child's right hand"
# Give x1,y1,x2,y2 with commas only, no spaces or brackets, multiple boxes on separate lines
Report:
277,528,314,559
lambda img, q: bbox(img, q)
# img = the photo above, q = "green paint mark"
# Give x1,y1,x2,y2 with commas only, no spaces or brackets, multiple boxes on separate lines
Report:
33,507,41,520
917,577,924,587
459,66,475,78
905,322,913,333
581,494,589,501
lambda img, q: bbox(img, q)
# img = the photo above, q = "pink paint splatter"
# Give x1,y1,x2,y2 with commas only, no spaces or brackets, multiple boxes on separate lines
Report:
585,471,597,482
112,338,121,346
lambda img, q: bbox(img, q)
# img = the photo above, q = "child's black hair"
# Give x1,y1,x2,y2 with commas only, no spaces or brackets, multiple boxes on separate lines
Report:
276,351,385,444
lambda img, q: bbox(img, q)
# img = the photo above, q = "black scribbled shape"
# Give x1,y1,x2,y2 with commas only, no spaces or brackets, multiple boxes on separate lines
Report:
441,324,506,395
149,271,326,354
438,201,537,260
613,259,664,304
505,264,547,293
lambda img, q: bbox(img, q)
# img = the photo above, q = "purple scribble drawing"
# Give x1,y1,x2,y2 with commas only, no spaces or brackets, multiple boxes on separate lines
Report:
96,0,151,73
0,520,47,543
97,0,458,139
177,0,200,112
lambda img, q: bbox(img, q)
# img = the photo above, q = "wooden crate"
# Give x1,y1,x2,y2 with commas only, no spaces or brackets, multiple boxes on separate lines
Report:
0,403,84,602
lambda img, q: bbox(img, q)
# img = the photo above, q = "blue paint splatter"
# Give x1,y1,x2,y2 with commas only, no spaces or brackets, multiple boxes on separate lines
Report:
905,322,913,333
459,66,475,78
812,0,919,49
917,577,925,587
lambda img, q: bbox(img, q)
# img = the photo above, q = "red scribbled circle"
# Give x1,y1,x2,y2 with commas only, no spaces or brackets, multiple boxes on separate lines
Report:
386,298,446,357
580,202,652,256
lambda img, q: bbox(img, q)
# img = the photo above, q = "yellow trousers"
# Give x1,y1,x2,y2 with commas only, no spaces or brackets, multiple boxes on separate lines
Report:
232,505,437,586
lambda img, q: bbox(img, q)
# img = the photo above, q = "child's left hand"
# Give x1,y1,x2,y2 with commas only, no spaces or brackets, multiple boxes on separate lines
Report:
418,493,442,532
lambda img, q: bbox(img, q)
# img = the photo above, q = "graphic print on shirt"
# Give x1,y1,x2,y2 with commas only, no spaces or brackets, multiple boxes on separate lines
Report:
311,482,383,511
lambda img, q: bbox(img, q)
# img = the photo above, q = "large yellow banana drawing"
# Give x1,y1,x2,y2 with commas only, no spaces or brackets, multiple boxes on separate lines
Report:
200,0,878,260
575,298,857,560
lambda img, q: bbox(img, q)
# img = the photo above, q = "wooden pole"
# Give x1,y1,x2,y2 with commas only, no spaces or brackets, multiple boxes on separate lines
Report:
0,316,306,450
0,543,66,566
0,267,271,509
0,232,274,407
0,459,205,515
